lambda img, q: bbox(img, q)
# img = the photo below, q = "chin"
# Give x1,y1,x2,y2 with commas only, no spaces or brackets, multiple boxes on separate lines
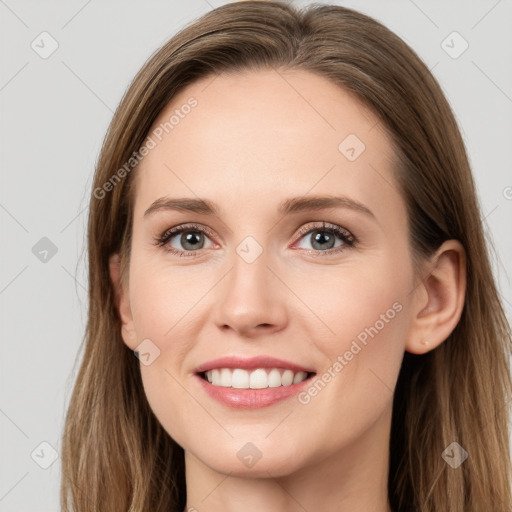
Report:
185,437,307,478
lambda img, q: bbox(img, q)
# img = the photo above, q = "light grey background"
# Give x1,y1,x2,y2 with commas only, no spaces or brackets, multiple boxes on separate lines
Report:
1,1,511,510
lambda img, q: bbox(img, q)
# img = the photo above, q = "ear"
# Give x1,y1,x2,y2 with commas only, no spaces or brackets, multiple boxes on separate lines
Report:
109,253,137,350
405,240,466,355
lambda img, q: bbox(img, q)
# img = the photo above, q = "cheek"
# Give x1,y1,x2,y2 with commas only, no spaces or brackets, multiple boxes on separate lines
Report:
291,255,410,414
128,259,206,342
138,364,207,456
329,278,407,357
290,255,410,354
126,261,219,446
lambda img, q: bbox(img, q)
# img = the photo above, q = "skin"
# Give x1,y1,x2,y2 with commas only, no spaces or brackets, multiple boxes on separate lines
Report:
109,68,466,512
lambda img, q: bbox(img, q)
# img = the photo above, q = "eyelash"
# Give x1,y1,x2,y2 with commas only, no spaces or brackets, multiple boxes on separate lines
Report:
153,221,357,258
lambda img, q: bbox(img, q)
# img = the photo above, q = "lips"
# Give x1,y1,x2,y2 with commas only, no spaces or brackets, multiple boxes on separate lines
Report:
193,356,316,408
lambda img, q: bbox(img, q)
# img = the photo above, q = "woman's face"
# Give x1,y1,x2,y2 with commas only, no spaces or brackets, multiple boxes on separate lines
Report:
114,68,418,477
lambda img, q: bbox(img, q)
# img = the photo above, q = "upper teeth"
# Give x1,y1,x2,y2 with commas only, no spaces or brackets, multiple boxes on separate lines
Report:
204,368,308,389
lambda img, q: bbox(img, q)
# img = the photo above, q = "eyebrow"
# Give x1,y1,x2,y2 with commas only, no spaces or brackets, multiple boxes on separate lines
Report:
143,195,375,218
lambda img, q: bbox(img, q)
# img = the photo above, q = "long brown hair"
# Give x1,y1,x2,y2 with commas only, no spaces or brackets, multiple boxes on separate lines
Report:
60,2,512,510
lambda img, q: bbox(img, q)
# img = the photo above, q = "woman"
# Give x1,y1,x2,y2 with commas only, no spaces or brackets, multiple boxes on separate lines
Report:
60,2,512,511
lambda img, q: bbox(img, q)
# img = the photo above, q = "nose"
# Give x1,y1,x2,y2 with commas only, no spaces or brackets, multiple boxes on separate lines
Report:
213,248,288,339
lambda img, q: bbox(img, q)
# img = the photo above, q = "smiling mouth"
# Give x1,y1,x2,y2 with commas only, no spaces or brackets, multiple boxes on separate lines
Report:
199,368,315,389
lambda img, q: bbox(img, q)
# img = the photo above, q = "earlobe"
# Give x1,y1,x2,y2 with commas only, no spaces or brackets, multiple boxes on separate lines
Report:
405,240,466,355
109,253,137,350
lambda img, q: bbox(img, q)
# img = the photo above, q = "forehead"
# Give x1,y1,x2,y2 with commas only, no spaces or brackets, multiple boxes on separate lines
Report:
133,68,402,222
